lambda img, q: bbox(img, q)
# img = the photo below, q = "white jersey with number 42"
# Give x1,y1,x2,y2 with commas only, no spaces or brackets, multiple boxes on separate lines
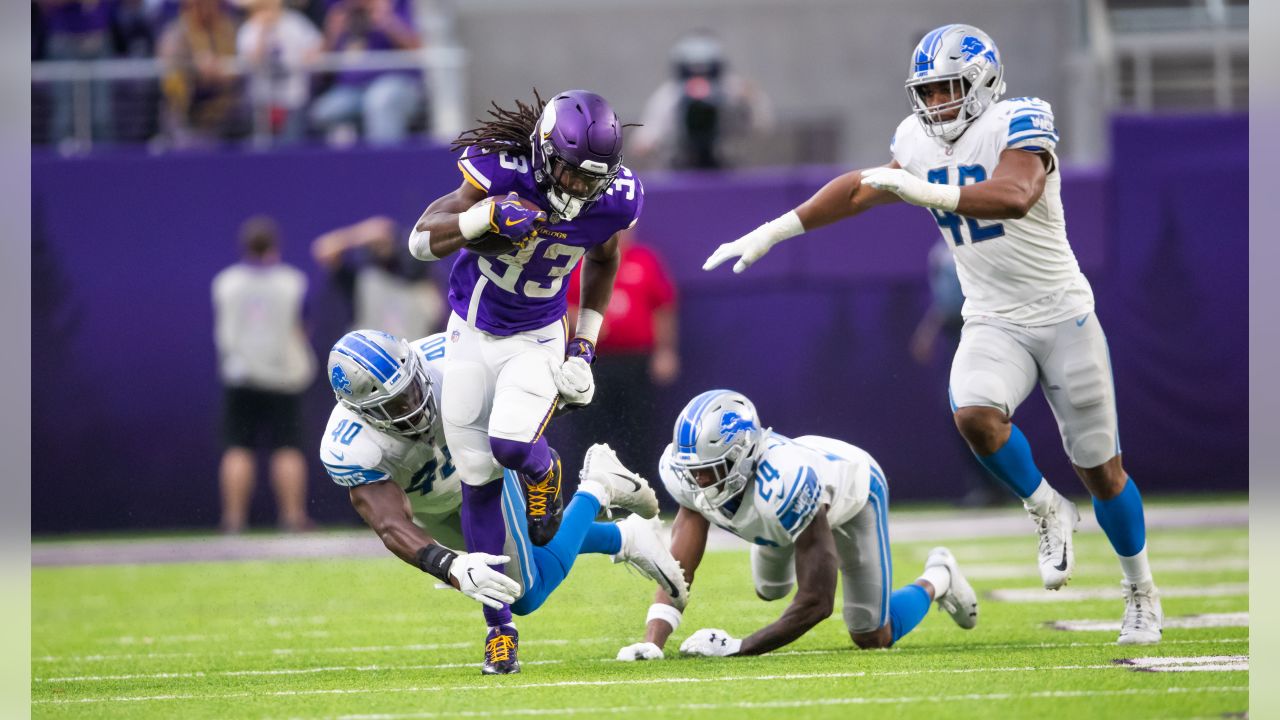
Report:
891,97,1093,326
319,333,463,520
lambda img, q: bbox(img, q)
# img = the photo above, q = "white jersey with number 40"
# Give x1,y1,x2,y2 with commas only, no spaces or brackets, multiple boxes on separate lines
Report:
319,333,463,520
891,97,1093,326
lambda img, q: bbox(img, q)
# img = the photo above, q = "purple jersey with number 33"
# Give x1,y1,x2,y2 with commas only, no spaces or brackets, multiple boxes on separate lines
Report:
449,145,644,335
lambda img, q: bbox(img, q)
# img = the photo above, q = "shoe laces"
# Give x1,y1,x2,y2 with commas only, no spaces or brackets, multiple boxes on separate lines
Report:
525,465,560,518
1122,583,1159,630
1034,507,1062,555
485,633,516,663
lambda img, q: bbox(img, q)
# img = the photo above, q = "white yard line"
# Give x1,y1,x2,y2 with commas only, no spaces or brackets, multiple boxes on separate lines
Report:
34,661,1249,705
963,556,1248,580
1050,612,1248,632
311,686,1248,720
989,583,1249,603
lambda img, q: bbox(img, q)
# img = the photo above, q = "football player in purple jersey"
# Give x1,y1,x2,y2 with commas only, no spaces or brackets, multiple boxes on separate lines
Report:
405,89,644,633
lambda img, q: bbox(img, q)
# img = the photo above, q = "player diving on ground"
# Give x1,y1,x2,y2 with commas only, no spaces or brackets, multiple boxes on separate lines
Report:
615,390,977,660
321,330,687,674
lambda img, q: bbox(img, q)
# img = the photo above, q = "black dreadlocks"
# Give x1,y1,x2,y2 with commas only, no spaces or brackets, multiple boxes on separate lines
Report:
450,89,547,156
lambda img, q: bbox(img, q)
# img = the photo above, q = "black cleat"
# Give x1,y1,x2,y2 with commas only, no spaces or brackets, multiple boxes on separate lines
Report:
523,448,563,546
482,625,521,675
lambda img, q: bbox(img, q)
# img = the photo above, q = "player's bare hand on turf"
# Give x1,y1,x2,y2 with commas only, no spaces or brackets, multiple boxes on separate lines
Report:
616,642,664,661
489,192,546,244
702,224,777,274
448,552,520,610
679,628,742,657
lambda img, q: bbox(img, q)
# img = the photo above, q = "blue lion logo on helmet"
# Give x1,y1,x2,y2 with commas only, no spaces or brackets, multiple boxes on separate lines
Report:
959,35,998,65
719,411,756,441
331,365,353,395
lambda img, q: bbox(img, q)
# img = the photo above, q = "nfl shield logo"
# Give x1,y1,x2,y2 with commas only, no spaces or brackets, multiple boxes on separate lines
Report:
451,330,461,343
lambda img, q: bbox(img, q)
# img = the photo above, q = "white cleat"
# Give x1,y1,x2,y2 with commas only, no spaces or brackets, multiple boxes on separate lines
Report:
1029,493,1080,590
926,546,978,630
579,443,660,519
614,515,689,610
1117,582,1163,645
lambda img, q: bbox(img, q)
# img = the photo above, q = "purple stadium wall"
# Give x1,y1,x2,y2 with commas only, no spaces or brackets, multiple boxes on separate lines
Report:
31,115,1246,532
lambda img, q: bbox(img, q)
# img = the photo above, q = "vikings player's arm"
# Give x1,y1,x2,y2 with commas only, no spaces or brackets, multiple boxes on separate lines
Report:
408,180,546,262
734,507,839,655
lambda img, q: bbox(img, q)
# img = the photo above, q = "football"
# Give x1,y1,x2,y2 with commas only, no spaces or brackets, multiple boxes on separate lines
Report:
464,195,546,257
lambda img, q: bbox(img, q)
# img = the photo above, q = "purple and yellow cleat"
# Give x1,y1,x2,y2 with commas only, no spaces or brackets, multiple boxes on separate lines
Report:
523,448,563,546
482,625,521,675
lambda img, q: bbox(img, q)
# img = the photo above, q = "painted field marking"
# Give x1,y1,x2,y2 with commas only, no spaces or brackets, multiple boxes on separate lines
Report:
36,660,567,684
33,635,1249,665
990,583,1248,603
1049,612,1248,632
306,686,1249,720
1114,655,1249,672
33,661,1249,705
963,557,1248,580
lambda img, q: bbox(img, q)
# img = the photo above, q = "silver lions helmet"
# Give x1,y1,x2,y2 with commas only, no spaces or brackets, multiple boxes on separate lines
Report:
669,390,768,509
906,24,1005,142
327,330,435,437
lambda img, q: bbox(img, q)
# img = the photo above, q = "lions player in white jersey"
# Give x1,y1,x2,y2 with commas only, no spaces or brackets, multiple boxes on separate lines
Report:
704,24,1161,644
321,330,688,674
615,390,978,660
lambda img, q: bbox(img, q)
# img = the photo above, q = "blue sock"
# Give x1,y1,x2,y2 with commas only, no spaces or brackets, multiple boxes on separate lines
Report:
512,492,601,615
1092,477,1146,557
582,522,622,555
888,584,932,645
973,423,1043,499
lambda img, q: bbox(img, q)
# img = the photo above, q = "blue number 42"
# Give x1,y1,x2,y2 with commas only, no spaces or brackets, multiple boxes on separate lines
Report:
926,165,1005,246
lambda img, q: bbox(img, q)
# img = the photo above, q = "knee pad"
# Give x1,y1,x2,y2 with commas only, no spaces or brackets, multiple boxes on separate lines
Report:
754,581,793,602
954,371,1010,417
1068,431,1118,469
442,361,488,428
452,446,501,487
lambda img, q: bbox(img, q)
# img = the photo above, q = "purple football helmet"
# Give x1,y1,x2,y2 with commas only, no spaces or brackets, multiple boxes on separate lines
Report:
530,90,623,221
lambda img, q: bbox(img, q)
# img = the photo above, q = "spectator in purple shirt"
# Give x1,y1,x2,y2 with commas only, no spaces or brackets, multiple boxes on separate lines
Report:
308,0,424,145
39,0,117,146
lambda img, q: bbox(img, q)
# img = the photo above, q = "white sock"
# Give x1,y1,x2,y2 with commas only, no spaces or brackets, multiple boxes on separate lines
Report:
919,566,951,599
1023,479,1057,516
1118,546,1154,589
577,479,609,507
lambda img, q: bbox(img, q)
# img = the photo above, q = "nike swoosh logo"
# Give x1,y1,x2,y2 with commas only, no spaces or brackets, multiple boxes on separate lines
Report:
329,449,345,461
609,471,641,491
656,566,681,599
504,217,527,226
1076,314,1089,327
536,337,555,344
1054,546,1069,572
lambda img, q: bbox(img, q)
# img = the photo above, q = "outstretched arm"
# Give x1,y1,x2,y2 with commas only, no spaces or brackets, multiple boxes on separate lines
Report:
734,507,838,655
703,162,903,274
349,480,519,609
861,148,1049,220
617,506,710,661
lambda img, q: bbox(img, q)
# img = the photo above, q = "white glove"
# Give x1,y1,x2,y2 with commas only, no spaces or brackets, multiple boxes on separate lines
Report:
447,552,521,610
703,211,804,275
860,166,960,211
550,356,595,406
616,642,665,661
679,628,742,657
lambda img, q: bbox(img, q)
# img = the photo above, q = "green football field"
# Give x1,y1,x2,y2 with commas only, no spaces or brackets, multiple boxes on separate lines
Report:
32,506,1248,719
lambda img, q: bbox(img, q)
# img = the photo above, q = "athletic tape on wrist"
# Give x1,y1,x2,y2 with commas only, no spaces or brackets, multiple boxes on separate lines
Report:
416,544,458,583
646,603,683,631
458,200,494,241
575,309,604,345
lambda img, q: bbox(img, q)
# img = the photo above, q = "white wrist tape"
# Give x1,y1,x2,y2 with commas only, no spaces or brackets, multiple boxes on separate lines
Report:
920,184,961,212
646,603,683,631
457,200,494,241
407,227,437,261
575,308,604,344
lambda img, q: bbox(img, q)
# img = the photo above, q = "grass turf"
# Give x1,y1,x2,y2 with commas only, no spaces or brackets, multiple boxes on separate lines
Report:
32,523,1248,719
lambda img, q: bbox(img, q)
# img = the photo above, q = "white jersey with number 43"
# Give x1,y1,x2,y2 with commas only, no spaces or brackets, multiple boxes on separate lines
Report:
658,434,874,547
319,333,462,519
891,97,1094,326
